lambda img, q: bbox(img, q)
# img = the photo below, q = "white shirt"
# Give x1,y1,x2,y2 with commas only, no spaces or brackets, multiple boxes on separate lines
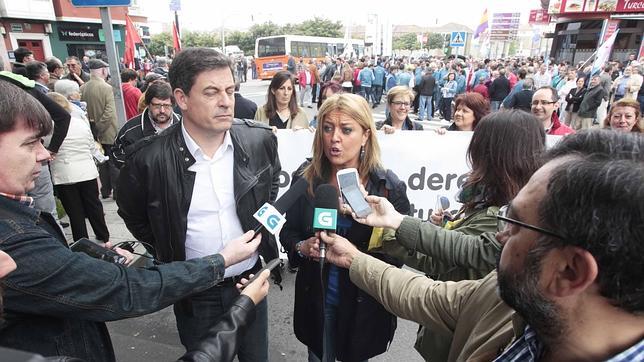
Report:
181,124,258,277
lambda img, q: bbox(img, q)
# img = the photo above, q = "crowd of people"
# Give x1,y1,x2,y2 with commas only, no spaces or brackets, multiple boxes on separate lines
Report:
0,44,642,362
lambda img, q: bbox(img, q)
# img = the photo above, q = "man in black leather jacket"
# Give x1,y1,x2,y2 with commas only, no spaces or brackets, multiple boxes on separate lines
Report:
117,47,281,361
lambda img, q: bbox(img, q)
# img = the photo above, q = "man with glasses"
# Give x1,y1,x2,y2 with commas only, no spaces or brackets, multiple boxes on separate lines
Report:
112,80,180,168
45,56,65,91
65,56,90,86
531,86,575,135
318,130,644,361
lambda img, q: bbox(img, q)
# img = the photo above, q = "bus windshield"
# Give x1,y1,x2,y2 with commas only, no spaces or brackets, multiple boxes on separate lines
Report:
257,37,286,57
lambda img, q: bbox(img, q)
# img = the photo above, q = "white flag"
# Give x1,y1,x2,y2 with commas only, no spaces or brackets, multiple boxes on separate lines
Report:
591,30,619,76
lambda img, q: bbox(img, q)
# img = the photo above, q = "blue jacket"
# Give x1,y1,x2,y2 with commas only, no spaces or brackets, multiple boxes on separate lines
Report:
397,72,412,87
414,68,424,86
470,69,489,88
373,65,386,86
359,68,374,87
435,68,449,86
385,73,398,91
442,80,458,98
502,79,525,108
456,73,466,94
0,195,228,361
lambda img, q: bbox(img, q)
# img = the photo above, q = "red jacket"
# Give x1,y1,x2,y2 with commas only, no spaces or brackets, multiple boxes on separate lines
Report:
122,82,142,120
298,69,313,87
473,84,489,99
548,113,575,136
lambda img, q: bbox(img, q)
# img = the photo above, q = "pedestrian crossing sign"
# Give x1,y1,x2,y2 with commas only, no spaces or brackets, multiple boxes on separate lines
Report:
450,32,466,47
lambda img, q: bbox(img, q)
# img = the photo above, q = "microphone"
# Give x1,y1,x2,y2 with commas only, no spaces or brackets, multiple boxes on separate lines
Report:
252,177,309,240
313,184,339,262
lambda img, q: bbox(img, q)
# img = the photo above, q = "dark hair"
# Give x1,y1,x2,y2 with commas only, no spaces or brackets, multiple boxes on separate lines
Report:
13,47,33,63
536,86,559,102
317,80,343,109
263,70,298,119
168,48,234,94
538,130,644,313
120,68,138,83
45,57,63,73
0,80,52,137
463,110,545,213
453,92,490,129
25,61,48,81
517,68,527,80
144,81,174,105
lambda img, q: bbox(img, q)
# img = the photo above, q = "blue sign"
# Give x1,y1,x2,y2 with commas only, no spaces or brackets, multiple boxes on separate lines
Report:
169,0,181,11
71,0,132,6
450,32,466,47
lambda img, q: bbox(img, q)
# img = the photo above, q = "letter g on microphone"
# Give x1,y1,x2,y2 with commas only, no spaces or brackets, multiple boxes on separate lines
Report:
313,208,337,230
253,203,286,234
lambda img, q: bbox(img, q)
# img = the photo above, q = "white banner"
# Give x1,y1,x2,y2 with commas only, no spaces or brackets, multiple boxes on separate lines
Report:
275,130,471,220
275,130,561,221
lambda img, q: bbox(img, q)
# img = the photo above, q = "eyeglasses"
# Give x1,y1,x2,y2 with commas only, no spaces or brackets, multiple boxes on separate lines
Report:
391,101,411,107
531,100,557,106
496,205,564,240
149,103,173,110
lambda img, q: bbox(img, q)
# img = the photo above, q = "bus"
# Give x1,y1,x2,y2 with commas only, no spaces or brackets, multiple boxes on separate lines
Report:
254,35,365,80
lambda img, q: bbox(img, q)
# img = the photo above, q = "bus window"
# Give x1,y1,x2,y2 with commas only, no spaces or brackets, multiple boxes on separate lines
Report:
257,37,286,57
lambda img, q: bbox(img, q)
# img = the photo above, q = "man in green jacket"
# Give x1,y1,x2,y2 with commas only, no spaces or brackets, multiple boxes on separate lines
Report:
320,130,644,362
81,59,119,200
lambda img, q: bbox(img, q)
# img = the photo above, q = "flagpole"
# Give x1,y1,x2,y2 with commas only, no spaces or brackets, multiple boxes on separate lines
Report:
174,11,180,39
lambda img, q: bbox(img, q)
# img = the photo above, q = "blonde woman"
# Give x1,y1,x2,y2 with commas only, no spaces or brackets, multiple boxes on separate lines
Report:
280,93,410,361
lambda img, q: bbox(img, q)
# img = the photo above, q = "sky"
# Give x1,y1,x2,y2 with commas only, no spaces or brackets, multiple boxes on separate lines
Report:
141,0,541,33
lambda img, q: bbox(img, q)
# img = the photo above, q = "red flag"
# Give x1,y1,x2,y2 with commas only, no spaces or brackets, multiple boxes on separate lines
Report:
172,21,181,53
124,15,143,69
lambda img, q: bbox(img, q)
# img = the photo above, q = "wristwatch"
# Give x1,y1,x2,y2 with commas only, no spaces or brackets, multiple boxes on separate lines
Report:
295,240,306,258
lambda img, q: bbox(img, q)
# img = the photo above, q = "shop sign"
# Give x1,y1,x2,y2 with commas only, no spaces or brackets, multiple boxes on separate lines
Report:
616,0,644,12
529,9,551,24
549,0,644,13
58,27,100,41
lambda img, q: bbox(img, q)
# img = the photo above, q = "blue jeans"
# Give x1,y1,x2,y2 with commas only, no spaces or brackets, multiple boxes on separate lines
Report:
372,85,383,104
418,95,433,120
174,283,269,361
307,303,368,362
361,86,372,104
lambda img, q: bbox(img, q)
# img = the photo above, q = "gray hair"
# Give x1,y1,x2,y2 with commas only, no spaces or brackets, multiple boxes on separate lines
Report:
54,79,81,100
523,77,534,90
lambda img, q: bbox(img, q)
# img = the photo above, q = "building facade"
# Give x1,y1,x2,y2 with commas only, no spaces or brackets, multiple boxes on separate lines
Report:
1,0,147,68
548,0,643,63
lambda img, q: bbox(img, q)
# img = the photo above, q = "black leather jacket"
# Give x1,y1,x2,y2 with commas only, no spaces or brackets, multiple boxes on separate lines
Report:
117,119,282,279
112,108,181,168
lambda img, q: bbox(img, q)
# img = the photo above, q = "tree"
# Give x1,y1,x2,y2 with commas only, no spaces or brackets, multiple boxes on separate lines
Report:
182,31,217,48
148,32,172,57
295,17,342,38
248,21,282,39
393,33,420,51
226,30,254,55
427,33,445,49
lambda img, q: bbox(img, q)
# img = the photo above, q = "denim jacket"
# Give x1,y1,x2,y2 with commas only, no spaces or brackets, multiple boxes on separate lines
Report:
0,196,227,361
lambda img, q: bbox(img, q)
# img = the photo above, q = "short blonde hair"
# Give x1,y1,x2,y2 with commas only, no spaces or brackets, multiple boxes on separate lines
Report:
304,93,382,188
387,85,415,105
46,92,72,113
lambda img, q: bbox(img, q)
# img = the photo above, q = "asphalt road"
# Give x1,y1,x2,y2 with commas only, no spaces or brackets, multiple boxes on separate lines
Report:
62,79,425,362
